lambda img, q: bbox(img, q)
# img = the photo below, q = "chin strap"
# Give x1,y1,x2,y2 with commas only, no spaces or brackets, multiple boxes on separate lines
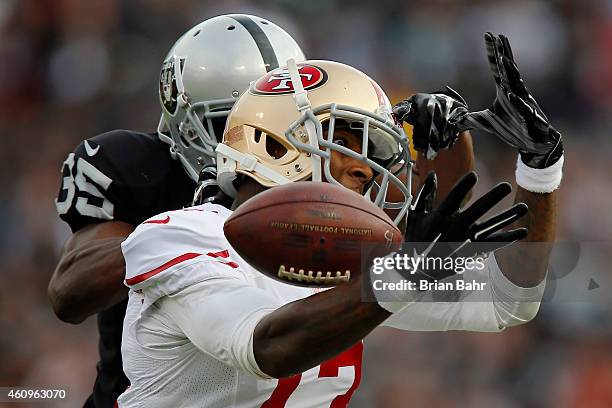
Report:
173,56,188,106
287,59,322,182
157,116,176,157
287,58,310,112
216,143,292,187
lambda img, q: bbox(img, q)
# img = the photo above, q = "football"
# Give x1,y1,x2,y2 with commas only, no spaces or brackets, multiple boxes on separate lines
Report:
224,182,403,287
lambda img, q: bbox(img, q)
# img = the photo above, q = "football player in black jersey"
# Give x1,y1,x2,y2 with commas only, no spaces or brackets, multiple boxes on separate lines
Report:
48,13,479,408
48,14,307,408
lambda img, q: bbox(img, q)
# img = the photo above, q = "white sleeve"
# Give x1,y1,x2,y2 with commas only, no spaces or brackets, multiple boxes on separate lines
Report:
122,206,234,290
382,254,546,332
157,276,282,380
489,253,547,328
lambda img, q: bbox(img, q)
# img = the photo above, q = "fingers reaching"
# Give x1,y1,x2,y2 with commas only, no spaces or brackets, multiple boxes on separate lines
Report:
485,32,529,98
471,202,528,240
412,171,437,213
493,35,513,92
461,182,512,222
502,56,529,98
483,228,529,244
484,32,502,87
456,228,528,257
445,86,467,106
437,171,478,216
499,34,516,62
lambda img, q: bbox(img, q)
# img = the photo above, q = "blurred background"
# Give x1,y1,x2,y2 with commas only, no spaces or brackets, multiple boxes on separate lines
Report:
1,0,611,406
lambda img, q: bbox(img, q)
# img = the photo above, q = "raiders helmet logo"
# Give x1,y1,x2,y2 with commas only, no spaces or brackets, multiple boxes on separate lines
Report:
251,64,328,95
159,57,185,114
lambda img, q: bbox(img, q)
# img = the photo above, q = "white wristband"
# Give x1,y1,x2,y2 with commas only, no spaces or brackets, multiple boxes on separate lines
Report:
515,154,563,193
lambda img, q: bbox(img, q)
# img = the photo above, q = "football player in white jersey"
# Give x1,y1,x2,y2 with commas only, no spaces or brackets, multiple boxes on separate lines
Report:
118,34,562,407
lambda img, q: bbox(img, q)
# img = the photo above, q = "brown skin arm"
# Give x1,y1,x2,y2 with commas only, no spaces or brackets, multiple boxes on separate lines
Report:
495,188,556,287
48,220,134,323
253,276,390,378
414,131,475,205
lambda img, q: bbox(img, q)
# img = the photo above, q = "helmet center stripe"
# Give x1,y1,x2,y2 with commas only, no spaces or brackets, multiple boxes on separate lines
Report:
229,15,279,72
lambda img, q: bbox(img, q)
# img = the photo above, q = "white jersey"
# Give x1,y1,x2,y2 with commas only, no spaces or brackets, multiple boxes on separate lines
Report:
118,204,362,408
118,203,544,407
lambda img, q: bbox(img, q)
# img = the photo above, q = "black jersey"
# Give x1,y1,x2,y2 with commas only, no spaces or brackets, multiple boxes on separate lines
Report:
55,130,196,407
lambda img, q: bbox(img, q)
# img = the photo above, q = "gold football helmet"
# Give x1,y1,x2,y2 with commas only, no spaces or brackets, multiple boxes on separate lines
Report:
216,60,413,224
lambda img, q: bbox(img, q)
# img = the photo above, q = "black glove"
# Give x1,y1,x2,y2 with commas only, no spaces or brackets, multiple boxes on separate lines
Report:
393,86,469,159
403,171,528,281
460,33,563,169
192,165,233,207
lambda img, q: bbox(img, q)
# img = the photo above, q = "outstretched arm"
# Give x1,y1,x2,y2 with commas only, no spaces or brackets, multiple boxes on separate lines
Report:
253,274,387,378
495,188,556,286
463,32,564,286
254,171,525,377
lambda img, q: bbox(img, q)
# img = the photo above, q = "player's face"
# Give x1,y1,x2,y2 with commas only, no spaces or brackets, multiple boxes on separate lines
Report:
326,128,373,194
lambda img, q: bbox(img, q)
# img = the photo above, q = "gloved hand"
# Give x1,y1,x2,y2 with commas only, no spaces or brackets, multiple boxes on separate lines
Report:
461,33,563,169
393,86,469,159
403,171,528,281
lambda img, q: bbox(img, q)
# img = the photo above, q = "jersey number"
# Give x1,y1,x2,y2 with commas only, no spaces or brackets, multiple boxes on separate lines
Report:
56,153,114,219
261,342,363,408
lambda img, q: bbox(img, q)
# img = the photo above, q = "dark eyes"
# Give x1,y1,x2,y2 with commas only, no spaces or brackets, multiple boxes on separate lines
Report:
333,138,347,147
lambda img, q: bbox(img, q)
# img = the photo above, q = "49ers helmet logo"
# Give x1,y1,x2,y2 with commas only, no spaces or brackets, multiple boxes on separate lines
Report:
251,64,328,95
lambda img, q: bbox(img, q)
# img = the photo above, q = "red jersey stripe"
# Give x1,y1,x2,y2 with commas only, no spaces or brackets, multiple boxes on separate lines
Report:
125,252,202,285
207,250,230,259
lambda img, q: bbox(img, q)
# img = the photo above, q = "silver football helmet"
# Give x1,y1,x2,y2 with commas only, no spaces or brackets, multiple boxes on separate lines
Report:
157,14,306,181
